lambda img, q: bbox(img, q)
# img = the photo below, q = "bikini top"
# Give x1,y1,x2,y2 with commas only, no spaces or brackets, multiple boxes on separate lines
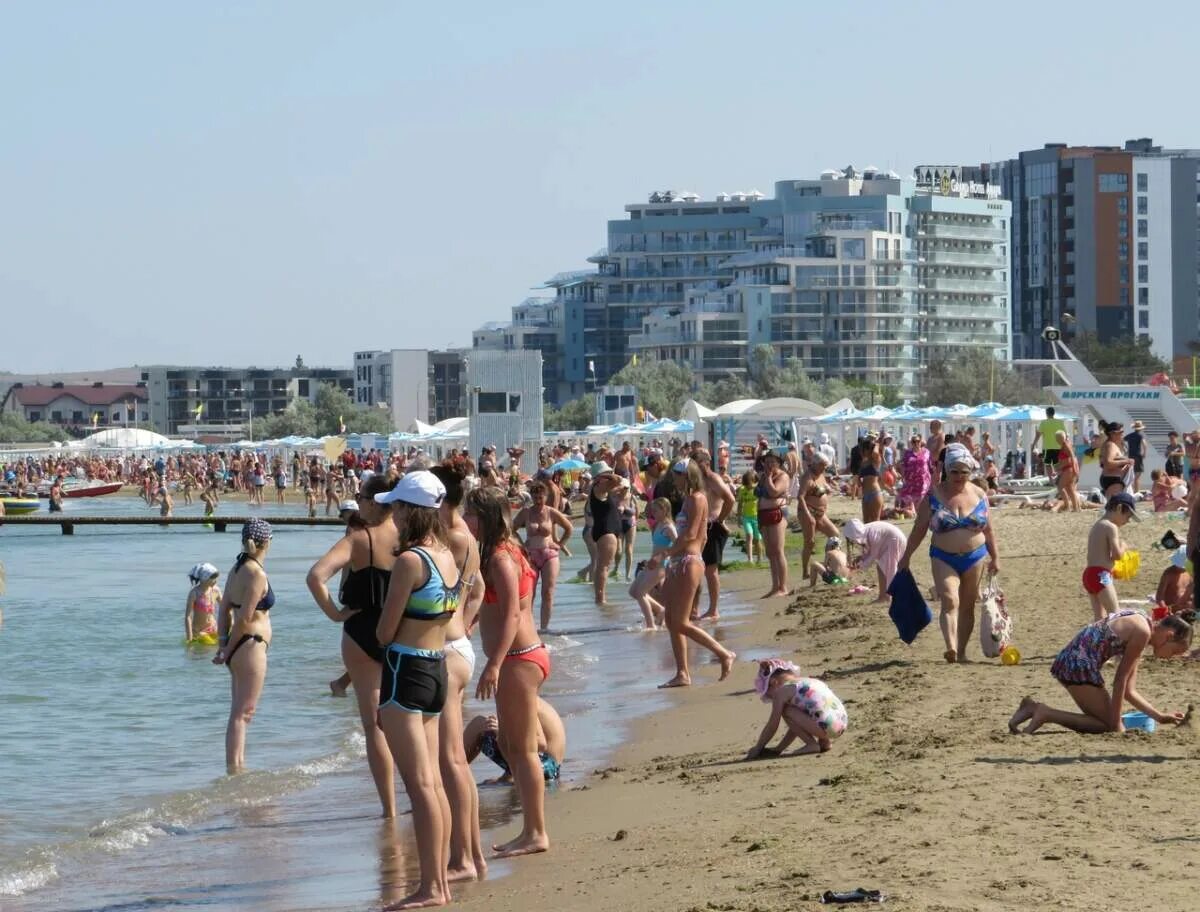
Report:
482,541,537,604
928,492,989,534
193,588,216,614
651,524,675,550
858,464,879,479
339,526,392,619
807,479,829,497
227,554,275,613
402,546,463,620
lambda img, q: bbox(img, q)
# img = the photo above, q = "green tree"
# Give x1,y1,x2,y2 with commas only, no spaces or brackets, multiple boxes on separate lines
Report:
1070,331,1169,384
609,359,693,418
0,412,69,443
922,349,1049,406
544,394,595,431
254,398,318,439
312,383,395,435
697,374,752,407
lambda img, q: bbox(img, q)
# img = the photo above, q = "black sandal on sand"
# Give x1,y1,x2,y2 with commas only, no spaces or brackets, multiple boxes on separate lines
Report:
820,887,884,904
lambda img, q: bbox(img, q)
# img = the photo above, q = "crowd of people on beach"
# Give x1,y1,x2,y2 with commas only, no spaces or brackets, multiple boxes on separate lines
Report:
6,409,1199,908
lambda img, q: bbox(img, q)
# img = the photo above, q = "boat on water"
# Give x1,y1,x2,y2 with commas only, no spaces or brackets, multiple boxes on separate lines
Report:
36,480,124,499
0,496,43,515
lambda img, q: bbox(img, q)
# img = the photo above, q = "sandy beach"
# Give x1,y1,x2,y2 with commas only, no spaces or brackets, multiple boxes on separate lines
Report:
451,500,1199,912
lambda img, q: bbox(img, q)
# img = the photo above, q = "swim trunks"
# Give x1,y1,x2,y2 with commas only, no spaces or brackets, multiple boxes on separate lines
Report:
1081,566,1113,595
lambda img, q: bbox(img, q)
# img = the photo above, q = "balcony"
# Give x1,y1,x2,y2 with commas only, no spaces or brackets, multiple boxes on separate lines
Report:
916,250,1006,267
923,304,1008,320
916,224,1006,241
603,291,688,305
918,278,1008,294
610,239,747,254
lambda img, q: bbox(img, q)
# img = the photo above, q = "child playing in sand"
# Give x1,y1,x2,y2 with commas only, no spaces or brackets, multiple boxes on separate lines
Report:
736,471,762,562
745,659,847,758
185,562,222,643
807,536,849,589
1156,547,1192,615
1083,492,1139,620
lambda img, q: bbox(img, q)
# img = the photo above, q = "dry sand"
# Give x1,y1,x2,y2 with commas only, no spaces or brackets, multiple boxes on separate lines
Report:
457,499,1200,912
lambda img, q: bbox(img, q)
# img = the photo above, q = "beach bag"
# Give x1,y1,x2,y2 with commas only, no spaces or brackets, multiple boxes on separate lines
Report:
886,569,932,645
977,578,1011,658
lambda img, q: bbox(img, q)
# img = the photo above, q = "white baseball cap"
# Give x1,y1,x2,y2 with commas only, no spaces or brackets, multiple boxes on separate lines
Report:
338,499,358,513
374,470,446,508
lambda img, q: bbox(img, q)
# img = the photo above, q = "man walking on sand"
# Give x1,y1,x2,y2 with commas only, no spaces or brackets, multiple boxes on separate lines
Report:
693,450,735,621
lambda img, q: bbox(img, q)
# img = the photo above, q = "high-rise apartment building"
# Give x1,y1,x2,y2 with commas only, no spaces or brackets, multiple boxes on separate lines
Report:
980,139,1199,360
353,349,468,428
628,169,1011,395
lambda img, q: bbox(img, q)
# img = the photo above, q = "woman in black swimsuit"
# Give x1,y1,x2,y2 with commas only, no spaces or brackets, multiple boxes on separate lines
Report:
306,473,400,817
587,464,624,606
213,519,275,773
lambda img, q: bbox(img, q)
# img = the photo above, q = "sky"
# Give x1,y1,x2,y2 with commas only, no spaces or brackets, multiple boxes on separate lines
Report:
1,0,1195,373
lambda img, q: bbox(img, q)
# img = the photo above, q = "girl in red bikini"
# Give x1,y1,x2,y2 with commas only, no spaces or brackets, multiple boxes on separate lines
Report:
464,487,551,860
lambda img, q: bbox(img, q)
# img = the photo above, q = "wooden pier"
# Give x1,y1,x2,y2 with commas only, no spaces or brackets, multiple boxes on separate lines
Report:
0,515,345,535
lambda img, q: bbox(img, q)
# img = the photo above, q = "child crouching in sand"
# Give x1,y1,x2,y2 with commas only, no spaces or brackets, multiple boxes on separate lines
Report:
745,660,847,758
807,536,849,589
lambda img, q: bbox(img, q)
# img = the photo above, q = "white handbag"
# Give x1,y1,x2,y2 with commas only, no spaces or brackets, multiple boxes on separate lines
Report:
978,578,1012,659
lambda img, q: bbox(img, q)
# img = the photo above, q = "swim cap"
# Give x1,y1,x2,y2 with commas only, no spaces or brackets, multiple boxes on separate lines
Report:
241,518,273,543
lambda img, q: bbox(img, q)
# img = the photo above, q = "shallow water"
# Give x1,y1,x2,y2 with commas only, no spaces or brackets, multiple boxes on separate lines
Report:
0,492,751,910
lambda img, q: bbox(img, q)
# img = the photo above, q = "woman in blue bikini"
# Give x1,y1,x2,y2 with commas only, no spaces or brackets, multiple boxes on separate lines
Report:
898,443,1000,663
858,434,884,523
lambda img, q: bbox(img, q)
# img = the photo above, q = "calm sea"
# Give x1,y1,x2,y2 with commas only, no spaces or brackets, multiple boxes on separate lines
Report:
0,491,748,911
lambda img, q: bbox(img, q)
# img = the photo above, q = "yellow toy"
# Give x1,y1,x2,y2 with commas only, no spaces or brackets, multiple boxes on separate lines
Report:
1112,550,1141,581
1000,645,1021,666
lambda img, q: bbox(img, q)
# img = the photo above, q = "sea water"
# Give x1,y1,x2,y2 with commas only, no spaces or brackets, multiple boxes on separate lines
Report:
0,493,750,911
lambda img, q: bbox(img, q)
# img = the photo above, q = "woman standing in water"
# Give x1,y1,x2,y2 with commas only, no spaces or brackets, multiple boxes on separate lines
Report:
213,519,275,774
512,481,573,632
757,451,792,598
587,464,624,606
465,486,551,859
374,472,463,910
646,461,736,688
429,462,488,883
306,473,401,818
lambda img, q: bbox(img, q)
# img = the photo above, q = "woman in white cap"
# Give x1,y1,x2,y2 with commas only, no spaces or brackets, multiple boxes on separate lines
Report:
373,470,463,909
306,473,402,819
213,518,275,773
645,460,737,688
587,462,624,606
898,443,1000,663
184,562,221,645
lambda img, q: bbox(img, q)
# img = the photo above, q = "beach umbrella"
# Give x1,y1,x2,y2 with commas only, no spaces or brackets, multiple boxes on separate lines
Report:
548,458,589,472
966,402,1010,419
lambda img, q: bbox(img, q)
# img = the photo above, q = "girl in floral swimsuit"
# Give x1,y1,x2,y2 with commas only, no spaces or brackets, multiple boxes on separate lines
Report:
745,659,847,758
1009,609,1192,734
512,481,573,632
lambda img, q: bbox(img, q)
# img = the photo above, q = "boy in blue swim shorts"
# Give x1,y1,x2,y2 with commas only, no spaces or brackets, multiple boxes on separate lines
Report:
464,698,565,784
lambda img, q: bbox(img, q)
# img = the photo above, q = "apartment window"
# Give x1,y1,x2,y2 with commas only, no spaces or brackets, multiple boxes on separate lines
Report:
842,238,865,260
1117,197,1128,215
1118,219,1128,239
1138,241,1148,260
1138,265,1148,283
1098,173,1128,192
1118,242,1129,261
1137,173,1148,192
297,379,310,397
72,411,84,422
51,410,63,421
1119,264,1129,283
1137,219,1148,238
1138,287,1149,305
1137,196,1148,215
1138,310,1149,329
875,238,889,259
29,411,41,422
1120,287,1129,306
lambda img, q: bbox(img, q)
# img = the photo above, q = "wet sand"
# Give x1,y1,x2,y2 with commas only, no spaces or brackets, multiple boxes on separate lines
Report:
453,500,1200,912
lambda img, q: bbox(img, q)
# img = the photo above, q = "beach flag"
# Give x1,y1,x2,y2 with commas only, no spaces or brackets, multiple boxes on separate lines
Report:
631,353,638,366
338,415,346,434
91,412,100,428
194,402,204,419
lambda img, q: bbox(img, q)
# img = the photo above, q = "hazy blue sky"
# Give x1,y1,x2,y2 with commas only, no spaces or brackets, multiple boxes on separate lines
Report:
1,1,1194,373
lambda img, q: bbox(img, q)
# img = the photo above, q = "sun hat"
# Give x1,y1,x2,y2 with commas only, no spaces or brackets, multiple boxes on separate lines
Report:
1106,491,1141,522
754,659,799,701
374,470,446,508
590,461,613,477
241,518,273,543
188,562,219,583
842,518,867,544
1131,420,1145,430
338,499,358,513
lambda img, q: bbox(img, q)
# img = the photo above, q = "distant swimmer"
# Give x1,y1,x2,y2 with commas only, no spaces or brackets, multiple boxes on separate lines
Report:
185,563,222,645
